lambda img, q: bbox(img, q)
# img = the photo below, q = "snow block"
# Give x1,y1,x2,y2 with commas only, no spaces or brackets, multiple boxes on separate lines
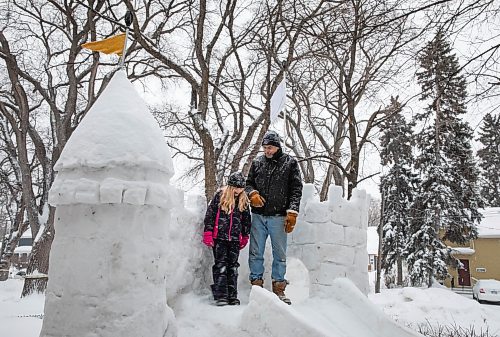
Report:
353,248,369,269
290,221,316,244
300,183,317,213
314,222,344,244
100,178,124,204
320,244,356,266
344,226,367,247
122,186,147,205
327,184,343,205
303,200,331,223
145,185,170,209
299,245,321,271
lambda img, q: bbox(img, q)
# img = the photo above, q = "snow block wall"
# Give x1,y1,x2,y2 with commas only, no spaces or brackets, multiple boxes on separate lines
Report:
288,184,370,296
40,71,177,337
165,192,208,301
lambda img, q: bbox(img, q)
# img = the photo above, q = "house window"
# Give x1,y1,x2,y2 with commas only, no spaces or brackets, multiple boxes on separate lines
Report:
476,267,486,273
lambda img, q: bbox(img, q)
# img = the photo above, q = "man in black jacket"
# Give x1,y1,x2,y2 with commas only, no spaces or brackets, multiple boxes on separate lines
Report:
246,130,303,305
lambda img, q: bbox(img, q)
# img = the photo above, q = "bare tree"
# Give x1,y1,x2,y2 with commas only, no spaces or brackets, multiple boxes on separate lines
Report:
0,0,122,295
124,0,337,200
280,0,440,199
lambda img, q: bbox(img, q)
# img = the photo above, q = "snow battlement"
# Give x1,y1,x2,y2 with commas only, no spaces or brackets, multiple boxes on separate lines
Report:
289,184,370,296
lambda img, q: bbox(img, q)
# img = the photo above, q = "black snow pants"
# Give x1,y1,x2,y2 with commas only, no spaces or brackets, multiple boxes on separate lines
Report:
212,239,240,300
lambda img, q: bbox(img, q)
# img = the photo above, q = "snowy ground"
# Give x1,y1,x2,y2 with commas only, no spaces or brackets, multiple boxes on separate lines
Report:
2,277,500,337
370,287,500,335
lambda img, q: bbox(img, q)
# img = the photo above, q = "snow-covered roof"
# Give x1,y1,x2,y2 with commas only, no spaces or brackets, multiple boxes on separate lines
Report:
54,70,173,174
13,245,32,254
367,226,378,255
478,207,500,238
21,228,32,238
449,247,475,255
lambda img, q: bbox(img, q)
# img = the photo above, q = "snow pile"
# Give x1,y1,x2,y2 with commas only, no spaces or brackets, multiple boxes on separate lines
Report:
241,278,420,337
370,286,500,335
41,71,177,337
288,184,370,296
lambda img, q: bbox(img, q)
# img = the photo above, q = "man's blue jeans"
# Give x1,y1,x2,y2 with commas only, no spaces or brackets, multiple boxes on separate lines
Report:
249,213,287,282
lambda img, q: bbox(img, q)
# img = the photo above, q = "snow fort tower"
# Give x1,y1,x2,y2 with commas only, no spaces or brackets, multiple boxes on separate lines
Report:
40,71,175,337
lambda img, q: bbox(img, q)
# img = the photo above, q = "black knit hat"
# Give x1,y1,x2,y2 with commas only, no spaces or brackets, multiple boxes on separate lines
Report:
227,172,246,188
262,130,281,148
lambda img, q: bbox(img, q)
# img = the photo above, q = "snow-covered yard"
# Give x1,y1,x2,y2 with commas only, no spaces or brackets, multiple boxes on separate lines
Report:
370,286,500,335
2,277,499,337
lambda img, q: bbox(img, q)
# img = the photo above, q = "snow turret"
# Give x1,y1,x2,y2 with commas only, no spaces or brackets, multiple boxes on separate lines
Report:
40,71,175,337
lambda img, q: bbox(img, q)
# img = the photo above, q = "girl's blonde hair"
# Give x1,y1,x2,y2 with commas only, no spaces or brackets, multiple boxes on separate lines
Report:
219,186,249,213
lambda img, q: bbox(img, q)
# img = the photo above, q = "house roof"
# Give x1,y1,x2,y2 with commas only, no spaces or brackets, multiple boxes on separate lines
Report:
478,207,500,238
13,245,32,254
367,226,379,255
21,228,32,238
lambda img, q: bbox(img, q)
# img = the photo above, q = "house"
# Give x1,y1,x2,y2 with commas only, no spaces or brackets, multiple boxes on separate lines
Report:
367,226,379,272
446,207,500,288
11,230,33,269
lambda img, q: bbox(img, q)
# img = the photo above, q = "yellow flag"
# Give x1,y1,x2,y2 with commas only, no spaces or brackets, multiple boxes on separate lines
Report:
82,33,126,56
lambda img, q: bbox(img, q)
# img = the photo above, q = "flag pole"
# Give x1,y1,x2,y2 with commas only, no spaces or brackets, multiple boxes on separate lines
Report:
281,60,288,148
119,10,134,68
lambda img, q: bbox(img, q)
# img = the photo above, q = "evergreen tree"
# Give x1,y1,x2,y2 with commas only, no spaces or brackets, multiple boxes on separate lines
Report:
408,31,482,286
379,97,418,286
477,113,500,206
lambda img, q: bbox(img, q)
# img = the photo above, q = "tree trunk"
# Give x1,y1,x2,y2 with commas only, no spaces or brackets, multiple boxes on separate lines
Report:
21,206,55,297
397,256,403,286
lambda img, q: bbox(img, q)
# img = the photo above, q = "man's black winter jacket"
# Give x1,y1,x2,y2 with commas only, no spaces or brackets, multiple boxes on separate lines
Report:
203,191,252,241
246,149,303,216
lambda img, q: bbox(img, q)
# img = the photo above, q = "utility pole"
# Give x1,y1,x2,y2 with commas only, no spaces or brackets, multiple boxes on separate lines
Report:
375,189,385,293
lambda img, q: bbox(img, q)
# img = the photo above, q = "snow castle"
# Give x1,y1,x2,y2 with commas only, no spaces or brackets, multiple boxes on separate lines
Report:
41,71,176,337
39,70,374,337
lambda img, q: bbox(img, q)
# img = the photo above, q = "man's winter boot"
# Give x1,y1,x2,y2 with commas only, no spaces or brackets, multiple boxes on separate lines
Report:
272,281,291,305
228,298,241,305
215,298,228,306
250,279,264,287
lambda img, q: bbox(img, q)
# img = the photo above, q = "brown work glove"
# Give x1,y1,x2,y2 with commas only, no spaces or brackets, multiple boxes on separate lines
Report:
284,210,298,233
249,191,265,207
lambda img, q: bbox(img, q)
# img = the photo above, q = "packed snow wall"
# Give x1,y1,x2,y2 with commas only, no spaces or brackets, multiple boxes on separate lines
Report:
288,184,370,296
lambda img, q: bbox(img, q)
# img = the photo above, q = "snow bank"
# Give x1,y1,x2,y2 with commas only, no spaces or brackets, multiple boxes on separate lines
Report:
370,286,500,335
